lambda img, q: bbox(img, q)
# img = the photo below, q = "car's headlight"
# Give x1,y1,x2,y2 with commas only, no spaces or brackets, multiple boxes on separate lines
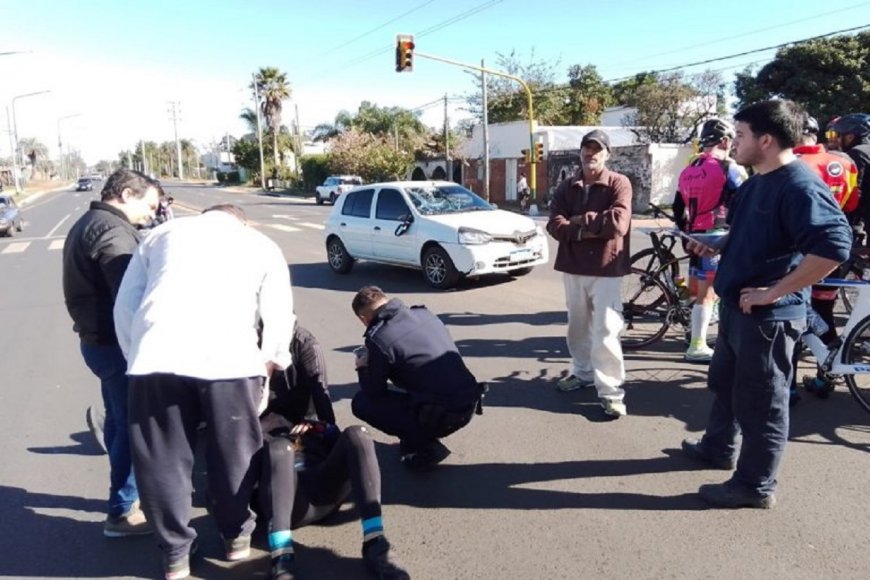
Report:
458,227,492,245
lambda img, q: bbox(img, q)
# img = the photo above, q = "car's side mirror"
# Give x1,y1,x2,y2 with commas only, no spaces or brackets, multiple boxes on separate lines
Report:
166,196,174,205
394,214,414,237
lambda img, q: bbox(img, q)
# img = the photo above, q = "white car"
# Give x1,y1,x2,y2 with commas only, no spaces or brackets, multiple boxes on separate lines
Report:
324,181,549,289
315,175,363,205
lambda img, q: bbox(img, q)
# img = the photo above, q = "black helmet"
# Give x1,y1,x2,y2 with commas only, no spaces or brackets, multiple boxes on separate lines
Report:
831,113,870,138
699,118,735,147
803,114,819,136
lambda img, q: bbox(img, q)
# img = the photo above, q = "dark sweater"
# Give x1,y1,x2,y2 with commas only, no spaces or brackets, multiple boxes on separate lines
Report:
713,160,852,320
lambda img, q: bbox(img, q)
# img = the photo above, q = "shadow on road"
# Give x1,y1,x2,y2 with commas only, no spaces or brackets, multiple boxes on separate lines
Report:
439,311,568,327
27,430,105,456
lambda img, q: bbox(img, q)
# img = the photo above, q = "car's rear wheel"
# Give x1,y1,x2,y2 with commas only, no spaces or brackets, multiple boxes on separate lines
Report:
315,194,323,205
326,237,354,274
329,192,336,204
422,246,460,289
509,266,533,276
16,219,23,232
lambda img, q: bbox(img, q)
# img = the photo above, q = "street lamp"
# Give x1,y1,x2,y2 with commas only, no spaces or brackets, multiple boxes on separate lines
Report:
58,113,82,181
11,89,51,192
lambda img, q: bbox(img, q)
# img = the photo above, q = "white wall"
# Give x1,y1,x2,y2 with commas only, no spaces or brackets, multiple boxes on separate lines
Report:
648,144,694,206
463,121,538,160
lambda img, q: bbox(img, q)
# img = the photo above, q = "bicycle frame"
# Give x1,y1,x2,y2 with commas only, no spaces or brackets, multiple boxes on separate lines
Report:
803,277,870,375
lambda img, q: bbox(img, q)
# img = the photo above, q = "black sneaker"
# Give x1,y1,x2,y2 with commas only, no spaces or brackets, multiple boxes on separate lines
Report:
802,375,835,398
362,536,410,580
400,441,451,471
271,553,297,580
681,438,735,470
699,481,776,509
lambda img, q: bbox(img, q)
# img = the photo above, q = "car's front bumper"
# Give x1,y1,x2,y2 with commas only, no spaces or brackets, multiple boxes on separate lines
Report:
443,236,549,276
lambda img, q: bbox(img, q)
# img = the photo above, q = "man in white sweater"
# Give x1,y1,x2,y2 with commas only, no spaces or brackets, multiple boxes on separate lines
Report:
114,204,294,580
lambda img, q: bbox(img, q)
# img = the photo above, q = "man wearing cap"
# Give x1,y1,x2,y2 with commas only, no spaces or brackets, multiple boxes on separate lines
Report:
547,130,632,419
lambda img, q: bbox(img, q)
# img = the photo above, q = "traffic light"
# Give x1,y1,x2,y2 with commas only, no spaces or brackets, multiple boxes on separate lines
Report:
395,34,415,72
521,149,530,163
534,142,544,162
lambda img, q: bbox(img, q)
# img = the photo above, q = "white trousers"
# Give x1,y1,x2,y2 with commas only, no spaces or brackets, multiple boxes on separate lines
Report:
563,273,626,401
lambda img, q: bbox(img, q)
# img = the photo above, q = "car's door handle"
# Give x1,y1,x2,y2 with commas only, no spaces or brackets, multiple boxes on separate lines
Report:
340,222,346,227
373,226,381,231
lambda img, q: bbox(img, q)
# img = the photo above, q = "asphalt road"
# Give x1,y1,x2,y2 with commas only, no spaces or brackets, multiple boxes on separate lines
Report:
1,181,869,580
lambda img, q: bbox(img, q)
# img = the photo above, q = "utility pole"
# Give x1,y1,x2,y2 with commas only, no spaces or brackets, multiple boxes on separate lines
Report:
168,101,183,179
481,58,490,201
294,103,302,161
252,73,266,189
5,107,21,193
140,139,148,175
443,93,450,181
394,124,399,152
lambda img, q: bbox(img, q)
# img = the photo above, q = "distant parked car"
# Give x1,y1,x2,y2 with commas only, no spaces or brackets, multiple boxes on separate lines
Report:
0,194,23,237
315,175,363,205
76,177,94,192
324,180,549,289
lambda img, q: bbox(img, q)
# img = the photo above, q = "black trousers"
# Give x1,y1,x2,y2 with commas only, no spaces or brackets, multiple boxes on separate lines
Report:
259,426,381,531
128,374,264,559
351,390,475,452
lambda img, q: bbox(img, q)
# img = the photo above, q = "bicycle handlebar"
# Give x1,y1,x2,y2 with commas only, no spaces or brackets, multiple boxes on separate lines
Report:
649,203,677,223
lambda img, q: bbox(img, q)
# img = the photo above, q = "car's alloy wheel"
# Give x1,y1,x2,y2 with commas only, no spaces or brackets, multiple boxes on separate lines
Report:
327,238,354,274
422,246,459,289
315,194,323,205
329,192,336,204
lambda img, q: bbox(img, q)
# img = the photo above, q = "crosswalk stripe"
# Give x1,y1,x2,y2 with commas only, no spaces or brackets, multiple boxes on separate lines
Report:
49,239,65,250
1,242,30,254
272,214,298,220
299,222,325,230
267,224,301,233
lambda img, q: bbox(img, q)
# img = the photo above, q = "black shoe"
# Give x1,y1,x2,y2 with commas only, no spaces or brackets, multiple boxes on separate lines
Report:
271,553,297,580
699,482,776,509
802,375,835,399
789,386,801,407
86,406,107,455
400,441,451,471
681,438,735,470
362,536,410,580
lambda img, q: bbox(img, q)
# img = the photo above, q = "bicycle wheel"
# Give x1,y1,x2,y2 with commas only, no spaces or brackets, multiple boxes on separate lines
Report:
840,314,870,414
621,268,672,350
630,247,681,281
839,268,861,314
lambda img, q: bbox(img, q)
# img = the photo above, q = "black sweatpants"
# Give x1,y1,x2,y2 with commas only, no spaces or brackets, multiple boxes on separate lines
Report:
259,425,381,531
351,390,475,453
128,373,264,559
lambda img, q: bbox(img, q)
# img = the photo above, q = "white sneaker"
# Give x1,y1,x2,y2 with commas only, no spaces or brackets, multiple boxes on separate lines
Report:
601,398,627,418
685,344,714,362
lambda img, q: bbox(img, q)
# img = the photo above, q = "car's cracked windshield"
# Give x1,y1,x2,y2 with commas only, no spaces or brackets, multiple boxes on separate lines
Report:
406,185,492,215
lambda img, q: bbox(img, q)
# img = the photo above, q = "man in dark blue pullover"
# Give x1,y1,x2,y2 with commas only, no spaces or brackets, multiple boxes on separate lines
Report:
350,286,484,470
681,100,852,509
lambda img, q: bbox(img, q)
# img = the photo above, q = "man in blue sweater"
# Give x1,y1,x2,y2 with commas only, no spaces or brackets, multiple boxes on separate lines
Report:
681,100,852,509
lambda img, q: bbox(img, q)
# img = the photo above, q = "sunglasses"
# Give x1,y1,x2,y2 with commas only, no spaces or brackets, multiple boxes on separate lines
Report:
826,130,839,140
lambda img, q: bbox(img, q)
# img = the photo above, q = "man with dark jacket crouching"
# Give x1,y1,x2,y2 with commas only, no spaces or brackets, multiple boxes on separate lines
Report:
350,286,484,470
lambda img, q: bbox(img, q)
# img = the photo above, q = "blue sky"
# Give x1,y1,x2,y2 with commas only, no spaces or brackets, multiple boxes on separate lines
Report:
2,0,868,162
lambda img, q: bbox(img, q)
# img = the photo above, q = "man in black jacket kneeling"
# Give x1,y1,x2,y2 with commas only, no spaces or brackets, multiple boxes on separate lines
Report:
351,286,484,470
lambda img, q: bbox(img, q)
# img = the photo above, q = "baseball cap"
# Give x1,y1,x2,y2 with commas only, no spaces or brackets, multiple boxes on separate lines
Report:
581,130,611,152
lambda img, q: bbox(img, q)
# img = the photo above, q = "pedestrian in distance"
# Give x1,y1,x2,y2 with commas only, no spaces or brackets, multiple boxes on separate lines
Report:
517,171,530,213
113,204,295,580
257,323,410,580
349,286,485,471
681,100,852,509
829,113,870,244
547,129,632,419
62,167,160,538
673,118,746,363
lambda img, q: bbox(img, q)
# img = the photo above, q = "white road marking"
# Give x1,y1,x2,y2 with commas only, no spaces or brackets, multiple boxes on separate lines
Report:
49,239,65,250
299,222,325,230
46,214,72,238
1,242,30,254
272,214,299,220
268,224,301,233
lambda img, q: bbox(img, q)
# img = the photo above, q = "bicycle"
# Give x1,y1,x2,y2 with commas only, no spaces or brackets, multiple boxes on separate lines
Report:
837,246,870,313
800,276,870,414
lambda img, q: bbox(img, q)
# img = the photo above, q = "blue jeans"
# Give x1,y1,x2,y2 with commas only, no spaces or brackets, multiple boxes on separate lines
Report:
80,342,138,517
701,306,804,496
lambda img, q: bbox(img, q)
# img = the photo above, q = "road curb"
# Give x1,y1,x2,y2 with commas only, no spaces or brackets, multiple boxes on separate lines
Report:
18,183,76,206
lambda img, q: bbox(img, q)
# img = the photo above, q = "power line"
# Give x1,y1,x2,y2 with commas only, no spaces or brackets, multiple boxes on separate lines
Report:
318,0,438,57
602,2,870,72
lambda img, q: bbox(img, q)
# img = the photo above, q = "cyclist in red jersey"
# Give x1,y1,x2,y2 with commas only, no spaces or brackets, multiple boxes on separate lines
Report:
791,114,858,402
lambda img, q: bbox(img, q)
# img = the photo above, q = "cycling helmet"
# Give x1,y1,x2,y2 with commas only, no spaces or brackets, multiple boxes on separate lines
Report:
831,113,870,138
699,118,735,147
803,114,819,136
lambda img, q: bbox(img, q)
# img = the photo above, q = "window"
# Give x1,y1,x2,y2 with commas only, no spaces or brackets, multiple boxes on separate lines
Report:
342,189,374,218
375,189,410,221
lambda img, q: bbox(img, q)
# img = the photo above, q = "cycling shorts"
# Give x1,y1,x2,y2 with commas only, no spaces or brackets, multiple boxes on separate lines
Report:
689,254,719,281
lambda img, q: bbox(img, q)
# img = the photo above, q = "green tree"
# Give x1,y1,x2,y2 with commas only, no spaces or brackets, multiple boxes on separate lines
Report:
327,129,414,182
251,67,292,170
564,64,612,125
733,31,870,124
622,71,724,143
610,71,658,107
312,110,354,142
231,138,261,174
466,49,567,124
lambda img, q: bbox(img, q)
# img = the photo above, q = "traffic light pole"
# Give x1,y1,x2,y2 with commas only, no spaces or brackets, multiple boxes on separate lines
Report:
413,51,538,200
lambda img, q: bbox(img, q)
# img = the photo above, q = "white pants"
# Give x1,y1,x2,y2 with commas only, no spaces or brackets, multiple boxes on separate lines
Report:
563,273,626,401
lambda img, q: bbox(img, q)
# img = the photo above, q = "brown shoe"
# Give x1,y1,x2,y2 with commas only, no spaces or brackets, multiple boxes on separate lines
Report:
104,507,152,538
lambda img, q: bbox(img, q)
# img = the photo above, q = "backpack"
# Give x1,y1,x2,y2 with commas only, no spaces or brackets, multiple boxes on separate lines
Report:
678,154,729,232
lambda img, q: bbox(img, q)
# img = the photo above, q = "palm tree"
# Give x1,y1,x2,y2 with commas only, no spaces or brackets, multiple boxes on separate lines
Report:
251,67,292,170
18,137,49,179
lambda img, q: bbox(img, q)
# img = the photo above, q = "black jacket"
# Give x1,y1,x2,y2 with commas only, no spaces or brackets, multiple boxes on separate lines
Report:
357,298,480,411
62,201,141,345
846,141,870,214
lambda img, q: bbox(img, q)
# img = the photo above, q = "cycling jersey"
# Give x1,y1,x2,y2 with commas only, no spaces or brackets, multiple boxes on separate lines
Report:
676,153,743,232
794,144,859,213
